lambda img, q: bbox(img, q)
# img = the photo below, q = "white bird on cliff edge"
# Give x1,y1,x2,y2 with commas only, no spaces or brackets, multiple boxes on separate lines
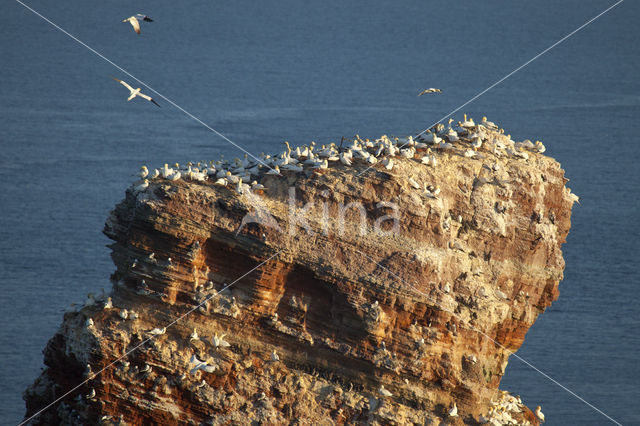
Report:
378,385,392,397
138,166,149,179
211,333,230,348
270,349,279,362
448,402,458,417
189,354,217,374
134,179,149,193
418,88,442,96
535,406,545,422
148,327,166,336
190,328,199,341
122,14,153,35
112,77,160,107
86,388,96,400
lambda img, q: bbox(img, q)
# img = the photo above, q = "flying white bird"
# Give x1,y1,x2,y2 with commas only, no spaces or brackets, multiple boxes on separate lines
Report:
122,14,153,35
418,88,442,96
112,77,160,107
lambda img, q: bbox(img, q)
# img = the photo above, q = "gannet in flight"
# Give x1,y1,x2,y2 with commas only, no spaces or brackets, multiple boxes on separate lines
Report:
112,78,160,107
122,14,153,34
418,88,442,96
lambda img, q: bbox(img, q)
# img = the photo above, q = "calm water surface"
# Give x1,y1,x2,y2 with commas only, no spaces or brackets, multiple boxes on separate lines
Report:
1,0,639,424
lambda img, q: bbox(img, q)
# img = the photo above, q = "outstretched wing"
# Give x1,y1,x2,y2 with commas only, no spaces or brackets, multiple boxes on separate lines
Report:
128,17,141,34
136,14,153,22
138,91,161,107
112,77,134,93
418,88,441,96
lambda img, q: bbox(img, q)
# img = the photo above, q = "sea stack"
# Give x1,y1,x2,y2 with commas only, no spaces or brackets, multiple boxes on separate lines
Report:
24,119,576,425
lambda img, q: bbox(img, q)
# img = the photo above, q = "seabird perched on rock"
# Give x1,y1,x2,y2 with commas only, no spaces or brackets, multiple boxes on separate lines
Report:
418,88,442,96
189,354,217,374
112,77,160,107
266,165,281,175
408,177,420,190
103,297,113,309
479,116,498,130
133,179,149,193
85,318,94,327
448,402,458,417
460,114,475,128
270,349,280,362
122,14,153,35
86,388,96,400
148,327,166,336
138,166,149,179
535,406,545,422
382,158,394,170
190,328,199,341
378,385,393,397
119,309,128,320
84,364,93,379
212,333,230,348
84,293,96,307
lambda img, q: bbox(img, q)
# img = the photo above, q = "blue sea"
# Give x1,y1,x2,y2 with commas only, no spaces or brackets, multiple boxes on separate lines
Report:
1,0,638,424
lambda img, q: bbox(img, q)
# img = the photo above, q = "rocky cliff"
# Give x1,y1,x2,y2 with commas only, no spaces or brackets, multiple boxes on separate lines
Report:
23,120,577,425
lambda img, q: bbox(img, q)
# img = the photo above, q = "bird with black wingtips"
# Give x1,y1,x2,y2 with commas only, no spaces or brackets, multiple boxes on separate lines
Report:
418,88,442,96
112,77,160,107
122,14,153,34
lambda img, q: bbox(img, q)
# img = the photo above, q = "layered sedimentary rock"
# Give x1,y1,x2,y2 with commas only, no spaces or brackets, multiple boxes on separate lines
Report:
24,124,576,425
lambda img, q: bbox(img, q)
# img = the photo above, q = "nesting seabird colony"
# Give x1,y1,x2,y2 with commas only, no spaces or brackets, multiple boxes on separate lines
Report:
64,114,557,424
127,114,561,210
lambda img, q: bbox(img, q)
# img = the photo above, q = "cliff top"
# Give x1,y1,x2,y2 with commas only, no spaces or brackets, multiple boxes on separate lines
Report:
24,116,576,425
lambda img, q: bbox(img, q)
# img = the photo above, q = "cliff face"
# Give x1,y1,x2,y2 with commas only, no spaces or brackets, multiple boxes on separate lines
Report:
24,124,576,425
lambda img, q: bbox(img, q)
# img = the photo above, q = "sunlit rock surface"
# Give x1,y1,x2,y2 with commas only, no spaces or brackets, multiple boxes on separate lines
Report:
24,124,575,425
